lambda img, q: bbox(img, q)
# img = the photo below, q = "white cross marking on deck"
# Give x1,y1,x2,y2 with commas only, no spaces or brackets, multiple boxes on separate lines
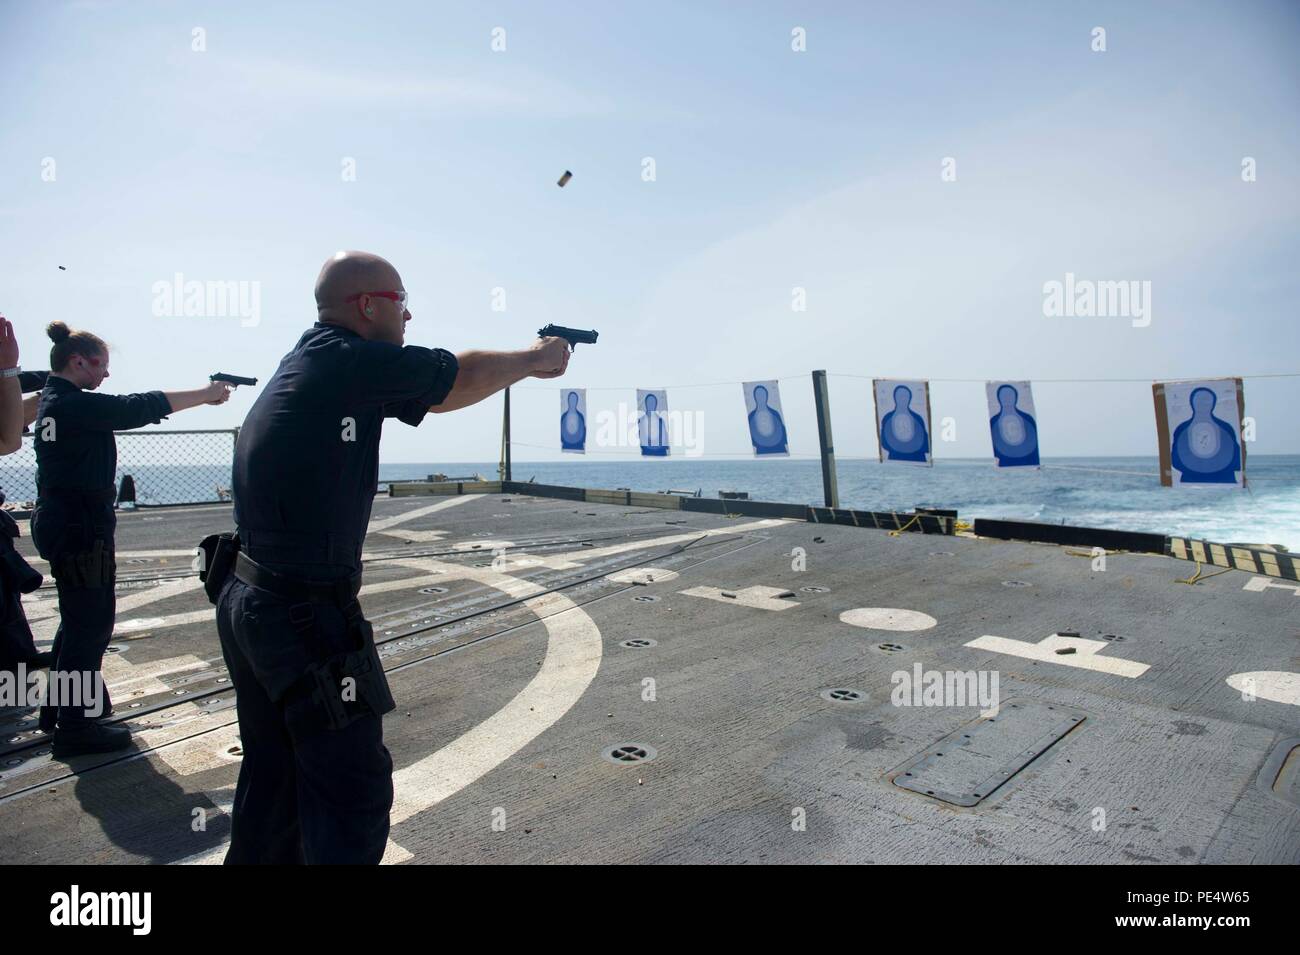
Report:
680,585,799,611
964,633,1150,678
1242,576,1300,597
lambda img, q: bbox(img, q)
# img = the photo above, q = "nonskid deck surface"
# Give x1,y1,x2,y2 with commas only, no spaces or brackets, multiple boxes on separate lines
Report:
1,493,1296,864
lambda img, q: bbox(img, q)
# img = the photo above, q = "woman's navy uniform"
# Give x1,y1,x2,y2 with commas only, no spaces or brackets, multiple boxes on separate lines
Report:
213,322,456,864
31,377,171,737
0,493,46,673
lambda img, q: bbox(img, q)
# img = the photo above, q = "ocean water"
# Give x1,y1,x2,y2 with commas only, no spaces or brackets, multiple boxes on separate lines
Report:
379,456,1300,550
3,455,1294,550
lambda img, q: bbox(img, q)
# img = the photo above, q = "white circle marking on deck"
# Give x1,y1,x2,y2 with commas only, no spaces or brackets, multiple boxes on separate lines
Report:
839,608,937,631
605,567,679,584
1226,671,1300,707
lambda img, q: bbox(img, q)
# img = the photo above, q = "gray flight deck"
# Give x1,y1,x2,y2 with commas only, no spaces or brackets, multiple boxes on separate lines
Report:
1,484,1297,864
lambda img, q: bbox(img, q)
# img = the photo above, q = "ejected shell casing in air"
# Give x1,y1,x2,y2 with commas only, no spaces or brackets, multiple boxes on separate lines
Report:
557,170,572,187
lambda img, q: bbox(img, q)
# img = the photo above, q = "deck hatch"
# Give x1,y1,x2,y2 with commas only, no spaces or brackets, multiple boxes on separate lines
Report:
891,700,1087,807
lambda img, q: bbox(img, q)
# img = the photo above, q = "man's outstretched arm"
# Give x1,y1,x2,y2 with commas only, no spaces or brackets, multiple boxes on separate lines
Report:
431,338,569,414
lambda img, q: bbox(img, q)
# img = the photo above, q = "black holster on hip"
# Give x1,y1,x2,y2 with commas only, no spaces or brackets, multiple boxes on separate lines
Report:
299,618,396,734
197,532,240,605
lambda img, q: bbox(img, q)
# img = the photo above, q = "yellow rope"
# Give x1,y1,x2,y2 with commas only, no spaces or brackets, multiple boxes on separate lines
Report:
1174,560,1235,585
888,514,922,536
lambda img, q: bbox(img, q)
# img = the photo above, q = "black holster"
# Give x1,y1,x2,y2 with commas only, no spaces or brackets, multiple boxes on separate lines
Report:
197,532,240,605
285,609,395,738
52,539,115,588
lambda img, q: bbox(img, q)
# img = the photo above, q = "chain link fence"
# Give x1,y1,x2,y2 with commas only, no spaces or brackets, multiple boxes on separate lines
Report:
0,429,238,508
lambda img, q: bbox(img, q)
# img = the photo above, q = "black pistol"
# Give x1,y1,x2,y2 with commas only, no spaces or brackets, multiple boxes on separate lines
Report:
210,373,258,387
537,324,599,349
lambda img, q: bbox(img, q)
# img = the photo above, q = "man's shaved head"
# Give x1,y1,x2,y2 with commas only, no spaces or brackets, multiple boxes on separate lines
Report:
315,250,411,344
315,250,401,309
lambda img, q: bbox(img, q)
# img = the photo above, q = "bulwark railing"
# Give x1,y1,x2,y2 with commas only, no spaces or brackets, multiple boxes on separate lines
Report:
0,429,239,508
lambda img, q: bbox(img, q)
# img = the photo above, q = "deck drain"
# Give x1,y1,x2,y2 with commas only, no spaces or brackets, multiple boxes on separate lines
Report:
631,595,660,603
820,688,867,704
929,551,955,557
125,558,149,565
105,645,125,654
418,586,449,595
877,642,905,652
1102,634,1125,642
620,638,657,649
801,585,830,593
602,743,657,765
1001,580,1032,588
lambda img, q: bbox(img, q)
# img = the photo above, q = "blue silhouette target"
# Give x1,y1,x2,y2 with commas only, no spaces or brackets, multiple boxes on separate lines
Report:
874,379,932,466
986,381,1040,468
743,380,789,457
637,389,670,457
559,388,587,453
1163,380,1243,486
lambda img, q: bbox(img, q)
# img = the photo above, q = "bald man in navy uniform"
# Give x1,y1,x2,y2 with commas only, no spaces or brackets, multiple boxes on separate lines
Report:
215,251,570,864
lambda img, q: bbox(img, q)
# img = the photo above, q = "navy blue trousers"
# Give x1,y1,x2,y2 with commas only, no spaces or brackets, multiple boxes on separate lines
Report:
29,496,115,727
215,576,393,865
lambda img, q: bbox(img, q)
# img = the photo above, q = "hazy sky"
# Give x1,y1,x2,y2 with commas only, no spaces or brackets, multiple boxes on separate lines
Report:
2,0,1297,463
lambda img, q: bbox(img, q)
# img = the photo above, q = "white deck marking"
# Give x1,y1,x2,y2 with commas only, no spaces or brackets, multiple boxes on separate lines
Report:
103,653,211,694
1242,576,1300,596
179,555,604,865
178,515,783,864
365,495,473,533
1226,671,1300,707
372,528,448,543
606,567,679,584
547,518,792,566
450,539,515,552
840,607,937,631
964,633,1150,678
680,584,799,611
386,558,602,827
22,549,199,567
28,578,204,638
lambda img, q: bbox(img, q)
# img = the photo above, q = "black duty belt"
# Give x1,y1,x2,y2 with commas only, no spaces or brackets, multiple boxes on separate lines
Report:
37,486,116,505
234,552,362,606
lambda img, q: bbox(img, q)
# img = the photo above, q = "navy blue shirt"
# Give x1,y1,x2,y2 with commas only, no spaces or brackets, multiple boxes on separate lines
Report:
232,323,458,579
34,377,172,493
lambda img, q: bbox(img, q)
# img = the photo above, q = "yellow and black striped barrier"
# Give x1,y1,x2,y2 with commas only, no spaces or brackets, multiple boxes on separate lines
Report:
1167,537,1298,582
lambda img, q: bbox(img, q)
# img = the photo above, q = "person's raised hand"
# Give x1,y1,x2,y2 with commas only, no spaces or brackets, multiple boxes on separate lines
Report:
0,315,19,369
